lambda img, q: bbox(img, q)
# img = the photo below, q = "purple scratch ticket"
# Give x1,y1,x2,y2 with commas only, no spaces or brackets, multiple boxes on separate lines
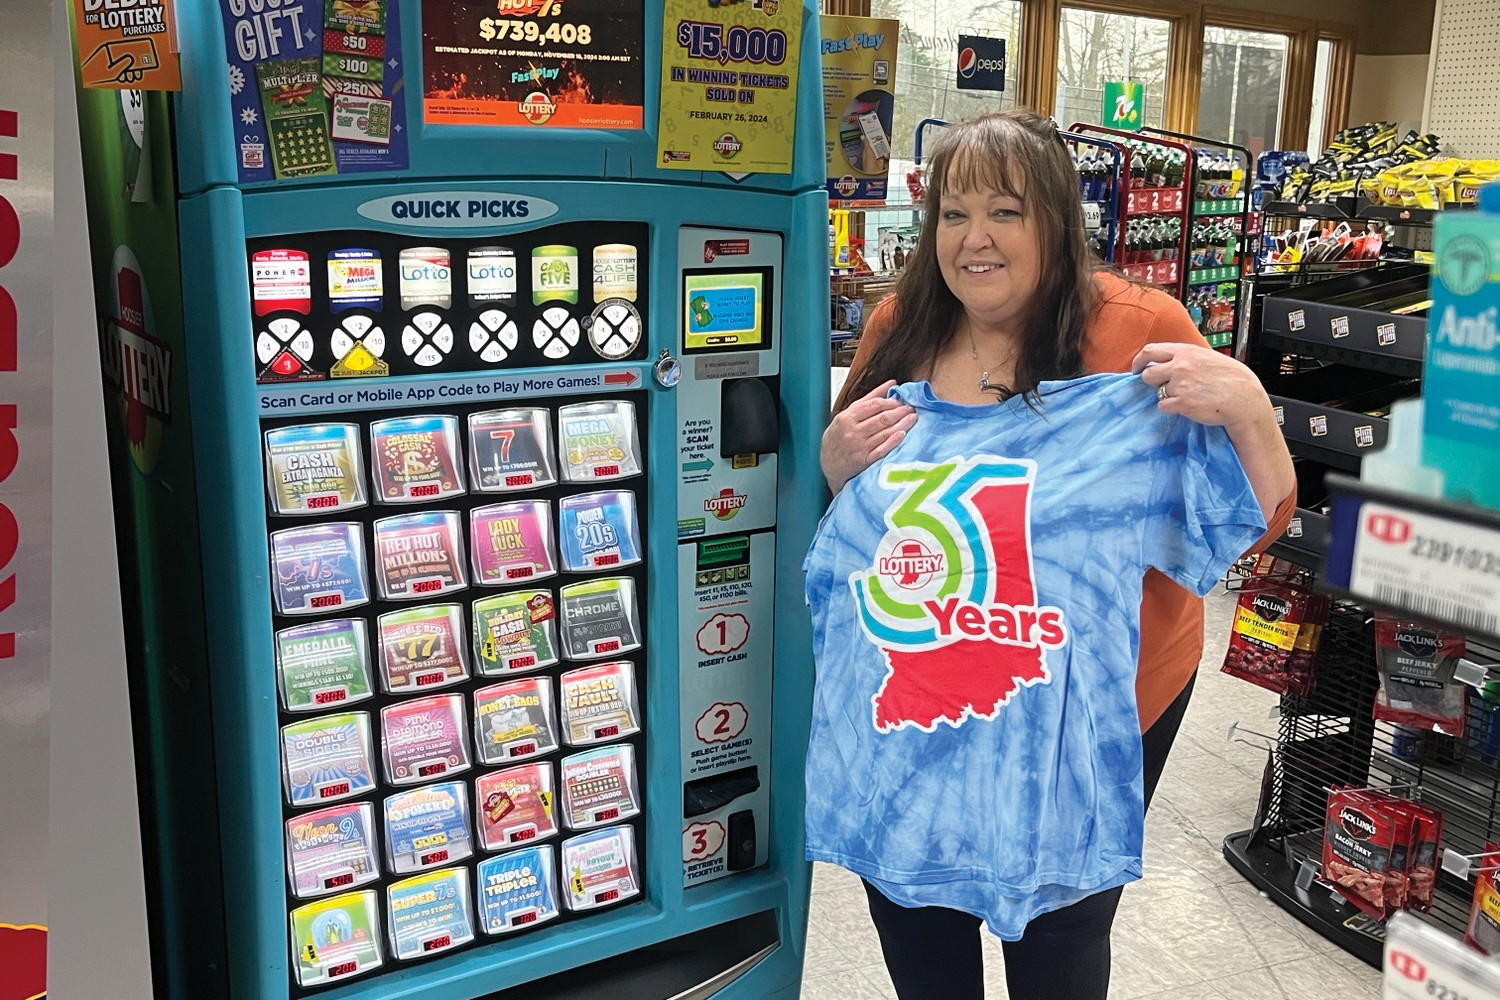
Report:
271,522,370,616
470,500,556,586
286,802,380,898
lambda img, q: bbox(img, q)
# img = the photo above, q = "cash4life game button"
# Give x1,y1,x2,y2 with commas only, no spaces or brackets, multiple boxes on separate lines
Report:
588,299,643,360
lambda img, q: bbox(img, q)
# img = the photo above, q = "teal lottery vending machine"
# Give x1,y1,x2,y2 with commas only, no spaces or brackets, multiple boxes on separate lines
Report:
68,2,829,998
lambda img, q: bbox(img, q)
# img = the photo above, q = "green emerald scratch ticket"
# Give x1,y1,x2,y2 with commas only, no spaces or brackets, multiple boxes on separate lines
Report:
258,58,336,178
290,890,383,986
276,619,374,712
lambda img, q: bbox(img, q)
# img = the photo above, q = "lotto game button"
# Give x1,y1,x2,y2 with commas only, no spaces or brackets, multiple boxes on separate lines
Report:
276,618,374,712
477,846,559,935
370,414,466,504
475,762,559,851
377,604,470,693
372,511,468,601
532,306,582,360
467,408,557,493
285,801,380,898
265,423,366,515
560,745,640,830
270,522,370,615
382,781,474,875
557,401,642,482
386,868,475,961
559,578,642,662
380,694,472,786
470,501,556,586
467,246,518,308
472,590,559,677
559,661,641,746
399,248,452,311
289,890,384,987
559,491,641,572
468,309,520,365
560,826,640,911
473,676,559,764
281,711,376,806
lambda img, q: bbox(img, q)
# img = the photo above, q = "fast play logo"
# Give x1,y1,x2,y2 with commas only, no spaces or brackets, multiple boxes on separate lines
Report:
704,488,747,520
99,245,172,475
851,457,1066,733
519,92,557,125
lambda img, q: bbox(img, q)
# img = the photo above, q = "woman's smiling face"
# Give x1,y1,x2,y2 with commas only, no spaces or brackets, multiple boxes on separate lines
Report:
935,171,1043,333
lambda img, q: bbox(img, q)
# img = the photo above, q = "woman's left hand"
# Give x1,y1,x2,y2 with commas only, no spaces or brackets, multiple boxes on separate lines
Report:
1131,342,1273,430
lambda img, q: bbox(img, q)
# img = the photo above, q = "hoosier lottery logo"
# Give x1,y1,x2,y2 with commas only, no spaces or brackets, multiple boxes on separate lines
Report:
851,457,1067,733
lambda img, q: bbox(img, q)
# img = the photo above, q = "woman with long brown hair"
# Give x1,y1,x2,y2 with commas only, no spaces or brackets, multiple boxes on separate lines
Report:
807,110,1295,998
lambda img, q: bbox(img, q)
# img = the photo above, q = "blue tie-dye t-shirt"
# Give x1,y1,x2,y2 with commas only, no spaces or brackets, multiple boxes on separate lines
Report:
802,372,1266,938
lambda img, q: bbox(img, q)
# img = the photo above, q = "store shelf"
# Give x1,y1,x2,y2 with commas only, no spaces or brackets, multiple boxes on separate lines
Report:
1265,366,1417,473
1262,199,1477,226
1195,198,1246,217
1190,265,1242,285
1267,508,1330,568
1224,831,1385,968
1263,200,1355,220
1260,264,1430,374
1322,474,1500,644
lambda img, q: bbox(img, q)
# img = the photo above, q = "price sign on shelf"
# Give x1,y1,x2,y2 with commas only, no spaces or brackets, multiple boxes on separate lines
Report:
1346,500,1500,637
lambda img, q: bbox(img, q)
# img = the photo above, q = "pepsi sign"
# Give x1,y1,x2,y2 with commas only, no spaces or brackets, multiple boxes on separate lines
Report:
956,35,1005,91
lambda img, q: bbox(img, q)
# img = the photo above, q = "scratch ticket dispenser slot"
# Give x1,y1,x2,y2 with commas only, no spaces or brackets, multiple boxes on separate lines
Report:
677,228,780,886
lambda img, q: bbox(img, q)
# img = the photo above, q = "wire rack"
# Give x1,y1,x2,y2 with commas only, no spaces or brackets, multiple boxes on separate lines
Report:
1234,581,1500,949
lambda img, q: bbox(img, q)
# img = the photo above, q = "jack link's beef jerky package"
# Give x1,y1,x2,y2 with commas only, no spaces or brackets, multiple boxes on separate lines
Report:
1282,592,1328,698
1322,788,1397,919
1375,613,1468,736
1405,802,1445,913
1221,581,1308,694
1466,843,1500,955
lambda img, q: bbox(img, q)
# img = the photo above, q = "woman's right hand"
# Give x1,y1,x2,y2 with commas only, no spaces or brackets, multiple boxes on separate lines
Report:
821,380,917,494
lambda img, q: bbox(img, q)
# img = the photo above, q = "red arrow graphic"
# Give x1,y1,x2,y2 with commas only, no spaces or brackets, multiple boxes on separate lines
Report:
604,371,640,386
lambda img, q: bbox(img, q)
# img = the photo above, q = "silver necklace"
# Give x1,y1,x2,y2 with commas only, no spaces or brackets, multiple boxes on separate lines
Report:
964,322,991,391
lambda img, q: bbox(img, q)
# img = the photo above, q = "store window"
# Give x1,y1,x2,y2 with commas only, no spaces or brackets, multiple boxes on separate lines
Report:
1197,26,1288,157
1307,38,1335,155
1054,7,1170,132
872,0,1022,190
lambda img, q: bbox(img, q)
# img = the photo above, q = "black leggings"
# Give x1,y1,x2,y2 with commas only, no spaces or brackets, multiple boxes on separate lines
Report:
862,676,1195,1000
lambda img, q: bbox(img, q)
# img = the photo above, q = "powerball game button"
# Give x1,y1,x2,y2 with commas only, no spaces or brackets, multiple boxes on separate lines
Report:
270,317,304,342
291,331,316,360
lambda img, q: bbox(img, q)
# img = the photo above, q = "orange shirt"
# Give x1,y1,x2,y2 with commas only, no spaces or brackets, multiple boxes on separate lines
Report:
844,271,1296,729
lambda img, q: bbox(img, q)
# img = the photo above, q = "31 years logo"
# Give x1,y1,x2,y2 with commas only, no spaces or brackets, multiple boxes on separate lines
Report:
851,457,1066,733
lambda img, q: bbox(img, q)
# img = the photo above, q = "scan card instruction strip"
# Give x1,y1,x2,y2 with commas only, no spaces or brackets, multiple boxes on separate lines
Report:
258,368,646,418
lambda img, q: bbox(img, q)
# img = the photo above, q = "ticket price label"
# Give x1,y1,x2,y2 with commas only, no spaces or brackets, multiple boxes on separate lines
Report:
381,695,471,786
478,847,560,935
383,781,474,875
473,590,559,676
474,676,558,764
286,802,380,899
378,605,469,693
477,762,559,851
290,891,384,987
277,619,374,712
386,868,475,961
559,662,640,746
282,712,376,806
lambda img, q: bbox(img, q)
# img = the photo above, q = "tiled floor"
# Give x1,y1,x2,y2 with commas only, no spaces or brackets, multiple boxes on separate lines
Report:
800,588,1385,999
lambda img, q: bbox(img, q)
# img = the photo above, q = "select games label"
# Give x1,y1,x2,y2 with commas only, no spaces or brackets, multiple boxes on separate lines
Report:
383,781,475,874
